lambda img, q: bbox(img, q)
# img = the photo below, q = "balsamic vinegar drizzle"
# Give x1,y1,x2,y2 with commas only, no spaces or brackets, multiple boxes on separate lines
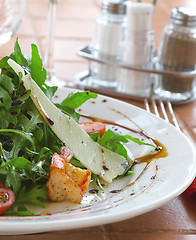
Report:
80,109,168,194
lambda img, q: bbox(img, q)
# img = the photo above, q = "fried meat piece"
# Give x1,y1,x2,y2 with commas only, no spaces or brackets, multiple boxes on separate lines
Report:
47,147,91,203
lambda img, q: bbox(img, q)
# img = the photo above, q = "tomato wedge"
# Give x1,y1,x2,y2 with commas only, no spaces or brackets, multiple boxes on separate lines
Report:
0,184,15,215
80,122,106,138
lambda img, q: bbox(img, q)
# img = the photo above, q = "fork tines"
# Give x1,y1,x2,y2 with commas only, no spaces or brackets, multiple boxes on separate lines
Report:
144,98,180,130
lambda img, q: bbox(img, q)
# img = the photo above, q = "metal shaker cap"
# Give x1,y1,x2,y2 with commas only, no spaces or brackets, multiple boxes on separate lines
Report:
102,0,127,15
170,7,196,27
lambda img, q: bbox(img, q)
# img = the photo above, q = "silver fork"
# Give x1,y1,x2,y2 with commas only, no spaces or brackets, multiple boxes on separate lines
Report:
144,98,181,131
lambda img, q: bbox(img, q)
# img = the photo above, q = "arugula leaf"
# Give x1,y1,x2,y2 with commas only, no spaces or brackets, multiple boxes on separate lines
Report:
96,129,128,157
19,110,43,134
14,38,28,68
0,55,20,87
0,74,14,93
29,44,47,87
15,185,48,208
55,90,98,122
3,208,35,216
2,205,35,216
44,86,58,100
61,91,97,109
5,166,21,194
116,142,128,158
0,135,20,160
90,129,156,158
3,157,31,169
36,147,52,162
124,135,156,147
0,109,11,129
16,90,31,103
0,129,35,151
55,103,80,122
0,56,10,69
0,86,12,109
89,132,100,142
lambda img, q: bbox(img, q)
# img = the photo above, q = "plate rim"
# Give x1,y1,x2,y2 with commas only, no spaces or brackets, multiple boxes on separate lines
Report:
0,87,195,235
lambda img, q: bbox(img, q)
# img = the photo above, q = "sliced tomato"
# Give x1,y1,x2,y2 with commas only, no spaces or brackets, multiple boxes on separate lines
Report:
80,122,106,138
0,185,15,215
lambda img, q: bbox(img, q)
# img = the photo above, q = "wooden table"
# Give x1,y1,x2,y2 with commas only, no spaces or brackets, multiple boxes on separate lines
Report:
0,0,195,239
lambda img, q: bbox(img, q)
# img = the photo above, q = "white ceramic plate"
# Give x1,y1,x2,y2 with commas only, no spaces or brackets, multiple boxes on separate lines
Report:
0,87,196,235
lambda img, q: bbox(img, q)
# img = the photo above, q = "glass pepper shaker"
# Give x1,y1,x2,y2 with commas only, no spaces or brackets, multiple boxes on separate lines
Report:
89,0,127,89
155,7,196,101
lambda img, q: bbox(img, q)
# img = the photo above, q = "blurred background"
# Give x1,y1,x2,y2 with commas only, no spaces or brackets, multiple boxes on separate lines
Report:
0,0,195,84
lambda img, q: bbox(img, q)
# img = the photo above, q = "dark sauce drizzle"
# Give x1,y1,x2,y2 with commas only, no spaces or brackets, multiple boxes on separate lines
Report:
80,112,168,194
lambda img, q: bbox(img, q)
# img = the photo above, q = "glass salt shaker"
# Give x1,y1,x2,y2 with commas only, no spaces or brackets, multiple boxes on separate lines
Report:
89,0,127,89
155,7,196,101
117,2,154,96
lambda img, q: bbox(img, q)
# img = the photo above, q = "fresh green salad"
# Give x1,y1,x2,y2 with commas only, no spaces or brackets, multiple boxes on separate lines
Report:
0,39,156,216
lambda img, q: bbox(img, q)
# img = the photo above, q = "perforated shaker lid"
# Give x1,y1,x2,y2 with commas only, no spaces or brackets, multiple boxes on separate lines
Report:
102,0,128,15
171,7,196,27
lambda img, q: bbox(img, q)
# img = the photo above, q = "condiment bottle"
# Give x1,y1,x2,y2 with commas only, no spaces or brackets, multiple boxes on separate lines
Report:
90,0,127,89
117,2,154,96
156,7,196,101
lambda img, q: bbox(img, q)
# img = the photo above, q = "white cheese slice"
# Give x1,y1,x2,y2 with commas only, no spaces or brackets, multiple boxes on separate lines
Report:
8,59,127,183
